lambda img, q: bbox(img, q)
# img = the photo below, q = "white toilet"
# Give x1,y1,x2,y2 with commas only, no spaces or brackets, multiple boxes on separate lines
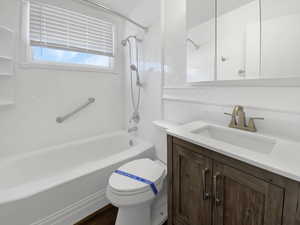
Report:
106,158,167,225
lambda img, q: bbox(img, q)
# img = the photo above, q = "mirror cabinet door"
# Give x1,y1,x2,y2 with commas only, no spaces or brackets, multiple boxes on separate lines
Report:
186,0,216,82
186,0,299,82
261,0,300,78
216,0,261,80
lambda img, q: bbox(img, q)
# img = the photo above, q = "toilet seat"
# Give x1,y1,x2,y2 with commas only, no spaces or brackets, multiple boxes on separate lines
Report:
108,159,166,196
106,158,167,224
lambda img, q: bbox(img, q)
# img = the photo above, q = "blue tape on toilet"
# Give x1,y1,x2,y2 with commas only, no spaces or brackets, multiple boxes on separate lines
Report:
114,170,158,195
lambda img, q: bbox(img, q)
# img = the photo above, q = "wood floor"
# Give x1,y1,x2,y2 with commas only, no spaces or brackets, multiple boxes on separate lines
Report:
75,205,118,225
75,205,167,225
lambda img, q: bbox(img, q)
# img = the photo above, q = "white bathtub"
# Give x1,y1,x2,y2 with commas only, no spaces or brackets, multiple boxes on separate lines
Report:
0,131,155,225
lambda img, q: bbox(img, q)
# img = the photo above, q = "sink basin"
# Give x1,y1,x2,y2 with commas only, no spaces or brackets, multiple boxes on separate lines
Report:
191,125,276,154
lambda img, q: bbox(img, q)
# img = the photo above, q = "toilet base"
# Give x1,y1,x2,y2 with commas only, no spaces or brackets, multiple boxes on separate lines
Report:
115,202,152,225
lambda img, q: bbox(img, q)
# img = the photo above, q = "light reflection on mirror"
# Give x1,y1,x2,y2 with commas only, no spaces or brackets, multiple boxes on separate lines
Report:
186,0,215,82
261,0,300,78
217,0,261,81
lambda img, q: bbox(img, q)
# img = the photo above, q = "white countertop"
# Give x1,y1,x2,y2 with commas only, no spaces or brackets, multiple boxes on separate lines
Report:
167,121,300,182
153,120,183,130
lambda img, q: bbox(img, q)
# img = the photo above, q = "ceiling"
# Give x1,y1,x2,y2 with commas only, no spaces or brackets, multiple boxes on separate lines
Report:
95,0,256,28
187,0,256,29
99,0,142,15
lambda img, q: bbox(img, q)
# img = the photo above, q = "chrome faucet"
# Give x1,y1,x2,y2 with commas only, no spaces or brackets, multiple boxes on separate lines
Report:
128,126,138,133
225,105,264,132
130,111,140,124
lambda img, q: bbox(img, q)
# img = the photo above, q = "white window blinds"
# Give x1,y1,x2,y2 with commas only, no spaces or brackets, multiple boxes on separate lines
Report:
29,0,115,57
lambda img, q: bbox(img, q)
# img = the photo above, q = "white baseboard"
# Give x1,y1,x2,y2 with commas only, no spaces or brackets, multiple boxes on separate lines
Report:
30,189,109,225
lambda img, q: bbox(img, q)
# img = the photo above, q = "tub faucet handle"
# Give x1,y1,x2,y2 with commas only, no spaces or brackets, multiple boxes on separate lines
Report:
128,126,138,133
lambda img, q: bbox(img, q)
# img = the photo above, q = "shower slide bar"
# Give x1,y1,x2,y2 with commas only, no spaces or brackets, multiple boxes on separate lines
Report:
56,98,96,123
76,0,149,32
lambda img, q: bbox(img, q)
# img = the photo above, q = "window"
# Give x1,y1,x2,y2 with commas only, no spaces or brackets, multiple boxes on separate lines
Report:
28,0,115,69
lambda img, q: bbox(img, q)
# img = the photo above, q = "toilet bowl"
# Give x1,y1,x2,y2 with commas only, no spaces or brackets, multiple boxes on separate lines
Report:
106,158,167,225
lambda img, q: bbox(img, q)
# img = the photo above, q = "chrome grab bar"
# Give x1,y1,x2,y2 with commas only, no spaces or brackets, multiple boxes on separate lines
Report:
56,98,95,123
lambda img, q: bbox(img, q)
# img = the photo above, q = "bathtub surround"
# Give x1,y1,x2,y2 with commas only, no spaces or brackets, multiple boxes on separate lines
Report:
124,0,165,164
0,0,125,158
0,26,15,107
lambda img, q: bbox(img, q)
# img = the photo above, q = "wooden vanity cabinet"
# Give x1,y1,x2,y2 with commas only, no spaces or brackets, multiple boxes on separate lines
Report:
167,136,300,225
172,144,213,225
213,162,283,225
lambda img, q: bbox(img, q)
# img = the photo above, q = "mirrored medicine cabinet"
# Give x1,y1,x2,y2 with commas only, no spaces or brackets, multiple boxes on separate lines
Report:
186,0,300,83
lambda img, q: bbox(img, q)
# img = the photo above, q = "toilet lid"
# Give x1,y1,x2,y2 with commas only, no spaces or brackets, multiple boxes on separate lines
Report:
109,159,166,194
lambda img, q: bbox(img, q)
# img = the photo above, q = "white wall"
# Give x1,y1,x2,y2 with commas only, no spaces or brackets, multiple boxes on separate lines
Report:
164,0,300,142
261,14,300,77
0,0,125,158
261,0,300,77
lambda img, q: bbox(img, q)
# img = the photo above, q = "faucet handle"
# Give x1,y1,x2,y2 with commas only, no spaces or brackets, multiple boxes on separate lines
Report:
248,117,264,132
224,112,236,128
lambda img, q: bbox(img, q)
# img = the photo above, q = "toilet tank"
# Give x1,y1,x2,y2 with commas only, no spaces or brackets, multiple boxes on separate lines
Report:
153,128,168,164
153,121,181,165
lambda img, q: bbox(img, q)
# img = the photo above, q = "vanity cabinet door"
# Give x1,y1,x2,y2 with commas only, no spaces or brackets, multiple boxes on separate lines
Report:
213,162,284,225
172,144,213,225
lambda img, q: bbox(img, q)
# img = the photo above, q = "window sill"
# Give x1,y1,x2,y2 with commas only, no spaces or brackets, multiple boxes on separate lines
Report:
19,62,118,74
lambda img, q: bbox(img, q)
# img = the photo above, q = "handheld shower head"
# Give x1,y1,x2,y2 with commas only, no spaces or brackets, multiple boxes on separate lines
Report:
130,64,142,87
